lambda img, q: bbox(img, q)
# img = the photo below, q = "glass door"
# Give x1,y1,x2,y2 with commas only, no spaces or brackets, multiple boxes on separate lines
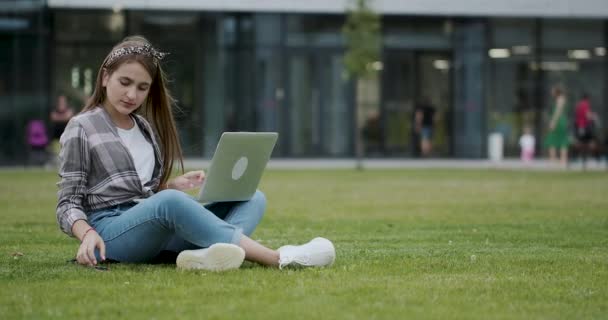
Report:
382,50,416,156
416,52,452,157
286,50,351,156
381,50,452,157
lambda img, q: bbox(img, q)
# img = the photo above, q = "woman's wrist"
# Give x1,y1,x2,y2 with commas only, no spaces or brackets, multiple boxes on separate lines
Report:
72,219,93,241
163,180,174,190
81,227,96,242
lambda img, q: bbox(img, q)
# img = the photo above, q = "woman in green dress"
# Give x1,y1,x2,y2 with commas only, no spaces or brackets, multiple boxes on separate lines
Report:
545,86,569,166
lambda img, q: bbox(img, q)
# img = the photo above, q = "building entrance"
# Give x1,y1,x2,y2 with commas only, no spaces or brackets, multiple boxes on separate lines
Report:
380,50,453,157
285,50,352,157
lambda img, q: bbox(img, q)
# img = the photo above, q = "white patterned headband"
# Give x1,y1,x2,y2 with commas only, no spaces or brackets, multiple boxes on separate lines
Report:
105,44,167,66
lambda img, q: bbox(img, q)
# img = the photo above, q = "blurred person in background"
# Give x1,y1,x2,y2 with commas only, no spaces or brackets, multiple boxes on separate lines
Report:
25,118,49,166
362,109,381,155
574,92,599,168
545,86,569,167
413,97,436,157
49,95,74,165
56,35,335,272
519,125,535,163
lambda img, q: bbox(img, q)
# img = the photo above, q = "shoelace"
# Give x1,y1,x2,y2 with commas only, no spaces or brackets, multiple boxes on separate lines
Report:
278,254,311,270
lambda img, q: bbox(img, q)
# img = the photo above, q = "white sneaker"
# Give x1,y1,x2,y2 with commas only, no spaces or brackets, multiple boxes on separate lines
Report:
278,237,336,269
176,243,245,271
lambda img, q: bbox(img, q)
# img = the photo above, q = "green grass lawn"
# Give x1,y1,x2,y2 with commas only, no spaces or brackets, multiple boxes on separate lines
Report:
1,168,607,319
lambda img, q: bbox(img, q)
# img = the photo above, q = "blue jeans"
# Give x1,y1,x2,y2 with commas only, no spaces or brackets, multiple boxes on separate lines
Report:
421,126,433,140
87,189,266,263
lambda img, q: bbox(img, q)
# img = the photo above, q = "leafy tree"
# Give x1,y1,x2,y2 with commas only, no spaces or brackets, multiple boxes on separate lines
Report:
343,0,381,169
343,0,381,80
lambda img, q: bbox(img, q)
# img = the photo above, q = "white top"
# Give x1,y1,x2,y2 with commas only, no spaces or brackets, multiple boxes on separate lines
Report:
519,134,535,151
117,121,155,186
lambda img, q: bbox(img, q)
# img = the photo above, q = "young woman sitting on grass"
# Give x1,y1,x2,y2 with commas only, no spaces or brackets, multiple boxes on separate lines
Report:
56,35,335,271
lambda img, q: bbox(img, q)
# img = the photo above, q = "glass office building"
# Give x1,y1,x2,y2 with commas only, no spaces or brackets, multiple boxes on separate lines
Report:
1,1,607,164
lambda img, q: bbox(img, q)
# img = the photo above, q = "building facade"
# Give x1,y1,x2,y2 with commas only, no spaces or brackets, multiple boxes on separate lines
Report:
1,0,607,163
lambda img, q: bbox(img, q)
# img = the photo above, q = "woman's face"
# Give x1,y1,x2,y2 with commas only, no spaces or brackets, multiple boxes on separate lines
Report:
102,61,152,116
57,96,67,110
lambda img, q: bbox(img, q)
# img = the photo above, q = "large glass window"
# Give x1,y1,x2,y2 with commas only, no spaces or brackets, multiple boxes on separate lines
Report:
488,19,537,156
52,45,109,108
383,17,452,49
53,10,124,110
253,15,283,156
381,18,453,157
285,14,352,157
540,19,605,153
199,13,260,157
286,50,351,157
254,47,284,154
286,14,345,47
54,10,124,42
382,50,415,154
0,4,48,164
417,52,452,156
222,14,257,139
129,11,203,156
358,75,381,156
489,19,606,157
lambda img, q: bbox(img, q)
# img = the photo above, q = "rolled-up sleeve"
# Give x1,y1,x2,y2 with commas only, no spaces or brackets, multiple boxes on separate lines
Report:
56,120,90,237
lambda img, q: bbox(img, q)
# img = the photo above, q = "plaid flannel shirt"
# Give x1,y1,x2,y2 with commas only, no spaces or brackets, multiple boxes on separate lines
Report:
56,106,163,237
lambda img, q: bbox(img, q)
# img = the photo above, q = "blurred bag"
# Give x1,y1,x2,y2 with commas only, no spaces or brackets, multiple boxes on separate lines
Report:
26,119,49,148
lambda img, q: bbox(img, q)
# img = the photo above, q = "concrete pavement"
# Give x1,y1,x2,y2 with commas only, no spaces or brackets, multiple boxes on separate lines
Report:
183,158,608,171
4,158,606,171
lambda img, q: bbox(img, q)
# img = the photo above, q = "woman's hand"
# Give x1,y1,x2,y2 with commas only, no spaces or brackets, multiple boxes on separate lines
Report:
76,230,106,266
168,170,205,191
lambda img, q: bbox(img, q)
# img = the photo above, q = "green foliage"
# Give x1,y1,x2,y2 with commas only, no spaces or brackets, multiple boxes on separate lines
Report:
343,0,381,80
1,169,607,319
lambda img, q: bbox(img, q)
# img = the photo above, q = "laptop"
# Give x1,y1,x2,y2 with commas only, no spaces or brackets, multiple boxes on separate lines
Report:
197,132,278,203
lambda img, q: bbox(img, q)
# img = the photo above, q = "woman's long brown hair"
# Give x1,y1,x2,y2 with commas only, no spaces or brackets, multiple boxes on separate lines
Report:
83,35,184,188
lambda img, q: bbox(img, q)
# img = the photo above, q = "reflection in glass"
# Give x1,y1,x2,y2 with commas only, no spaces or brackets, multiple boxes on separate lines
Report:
541,19,605,151
542,19,603,50
129,12,202,156
488,19,536,157
417,53,452,156
54,45,109,108
286,14,345,47
288,55,313,155
383,17,451,49
287,52,351,156
359,75,381,156
321,54,350,156
382,50,415,155
540,53,605,150
54,11,124,42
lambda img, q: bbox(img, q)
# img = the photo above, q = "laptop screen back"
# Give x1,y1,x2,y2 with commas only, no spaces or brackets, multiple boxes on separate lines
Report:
197,132,278,203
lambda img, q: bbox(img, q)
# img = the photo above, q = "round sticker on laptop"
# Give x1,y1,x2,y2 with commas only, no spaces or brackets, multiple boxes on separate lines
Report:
232,156,248,180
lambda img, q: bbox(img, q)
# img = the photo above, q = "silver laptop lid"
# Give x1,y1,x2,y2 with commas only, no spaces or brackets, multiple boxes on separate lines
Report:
197,132,278,203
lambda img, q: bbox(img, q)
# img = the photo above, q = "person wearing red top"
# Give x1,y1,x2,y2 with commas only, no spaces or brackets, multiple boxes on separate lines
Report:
575,93,593,141
574,92,597,168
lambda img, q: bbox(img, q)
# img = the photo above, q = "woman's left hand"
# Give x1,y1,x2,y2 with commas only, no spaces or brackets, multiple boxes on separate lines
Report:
169,170,205,191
